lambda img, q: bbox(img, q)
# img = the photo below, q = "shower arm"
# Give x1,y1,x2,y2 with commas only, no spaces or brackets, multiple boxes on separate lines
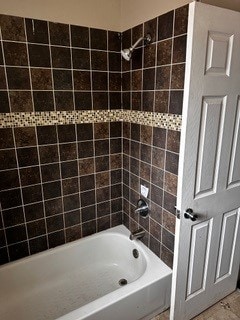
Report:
130,36,144,52
130,34,152,52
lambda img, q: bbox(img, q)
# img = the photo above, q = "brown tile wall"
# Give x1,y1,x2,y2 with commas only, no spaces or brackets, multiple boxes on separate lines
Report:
122,5,188,268
0,15,122,264
0,124,122,264
0,5,188,267
0,15,121,113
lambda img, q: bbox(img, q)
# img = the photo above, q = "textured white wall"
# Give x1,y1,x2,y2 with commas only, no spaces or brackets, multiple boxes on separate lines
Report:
201,0,240,12
0,0,191,31
120,0,191,31
0,0,121,31
120,0,240,31
0,0,240,31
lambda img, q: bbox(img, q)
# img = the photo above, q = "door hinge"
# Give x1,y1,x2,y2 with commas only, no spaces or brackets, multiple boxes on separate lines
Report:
175,206,181,219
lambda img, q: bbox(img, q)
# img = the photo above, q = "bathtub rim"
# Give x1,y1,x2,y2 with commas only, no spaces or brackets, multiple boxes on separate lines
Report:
0,224,172,320
0,224,165,273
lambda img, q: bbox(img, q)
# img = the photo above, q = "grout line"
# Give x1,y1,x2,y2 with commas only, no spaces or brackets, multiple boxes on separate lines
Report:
89,28,98,233
1,207,122,231
47,21,57,112
69,24,83,239
0,195,122,217
0,87,184,92
129,27,133,111
136,23,145,239
1,63,185,72
107,31,110,111
106,31,113,228
162,8,175,253
34,133,49,250
147,16,160,249
120,122,124,226
153,22,158,115
56,125,68,245
120,33,124,225
0,211,123,250
0,152,123,171
106,31,114,229
24,19,50,252
0,198,10,261
168,11,176,114
89,27,94,112
0,38,121,52
140,26,144,113
1,24,31,258
0,66,122,74
0,174,123,194
11,109,30,256
0,209,122,235
0,139,122,151
0,32,186,48
123,126,130,224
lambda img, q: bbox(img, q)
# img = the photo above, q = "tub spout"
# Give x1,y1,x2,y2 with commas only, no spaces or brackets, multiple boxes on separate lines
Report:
130,228,145,240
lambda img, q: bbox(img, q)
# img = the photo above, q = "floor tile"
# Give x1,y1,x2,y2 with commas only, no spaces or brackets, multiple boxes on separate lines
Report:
152,291,240,320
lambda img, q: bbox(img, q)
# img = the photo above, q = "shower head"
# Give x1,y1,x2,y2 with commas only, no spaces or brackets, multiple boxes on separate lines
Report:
121,48,132,61
121,33,151,61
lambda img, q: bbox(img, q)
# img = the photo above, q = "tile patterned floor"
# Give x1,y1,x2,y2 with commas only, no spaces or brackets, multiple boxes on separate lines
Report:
152,290,240,320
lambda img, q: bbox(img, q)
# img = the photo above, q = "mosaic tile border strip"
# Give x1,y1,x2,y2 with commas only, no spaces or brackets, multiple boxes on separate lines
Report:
123,110,182,131
0,110,182,131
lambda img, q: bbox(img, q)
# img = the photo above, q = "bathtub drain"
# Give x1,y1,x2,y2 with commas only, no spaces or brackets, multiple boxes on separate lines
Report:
119,278,128,286
132,248,139,258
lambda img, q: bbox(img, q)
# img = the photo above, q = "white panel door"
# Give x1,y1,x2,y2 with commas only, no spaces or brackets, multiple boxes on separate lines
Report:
170,2,240,320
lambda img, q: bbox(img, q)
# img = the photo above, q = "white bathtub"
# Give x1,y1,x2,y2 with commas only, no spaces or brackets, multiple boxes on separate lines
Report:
0,225,172,320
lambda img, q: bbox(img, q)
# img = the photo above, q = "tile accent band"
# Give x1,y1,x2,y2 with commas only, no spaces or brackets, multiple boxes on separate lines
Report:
0,110,182,131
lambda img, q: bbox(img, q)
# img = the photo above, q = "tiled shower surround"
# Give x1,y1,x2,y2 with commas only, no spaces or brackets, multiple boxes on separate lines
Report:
0,5,188,267
122,6,188,268
0,15,122,264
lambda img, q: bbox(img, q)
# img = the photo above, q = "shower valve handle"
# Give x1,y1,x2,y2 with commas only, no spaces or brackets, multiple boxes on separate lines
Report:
135,199,149,217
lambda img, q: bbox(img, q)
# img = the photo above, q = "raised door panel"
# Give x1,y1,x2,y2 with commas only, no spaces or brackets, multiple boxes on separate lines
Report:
215,209,240,282
228,99,240,188
186,220,212,299
205,31,234,76
195,97,226,198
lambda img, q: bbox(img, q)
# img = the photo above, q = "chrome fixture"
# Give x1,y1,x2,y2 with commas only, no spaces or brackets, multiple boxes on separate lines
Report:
130,228,145,240
135,198,149,217
121,33,152,61
184,208,198,221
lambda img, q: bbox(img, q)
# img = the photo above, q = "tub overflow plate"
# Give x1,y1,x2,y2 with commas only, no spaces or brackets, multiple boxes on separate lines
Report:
133,248,139,258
